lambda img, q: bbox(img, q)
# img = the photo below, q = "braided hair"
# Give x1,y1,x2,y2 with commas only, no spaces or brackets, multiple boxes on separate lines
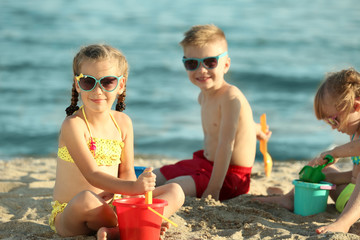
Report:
116,87,127,112
65,81,80,116
66,44,129,116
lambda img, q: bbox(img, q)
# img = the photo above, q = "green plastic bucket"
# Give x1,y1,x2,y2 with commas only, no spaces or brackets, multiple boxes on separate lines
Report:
293,180,334,216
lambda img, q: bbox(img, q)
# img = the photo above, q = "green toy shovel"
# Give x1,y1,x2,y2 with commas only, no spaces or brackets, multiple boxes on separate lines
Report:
299,155,334,183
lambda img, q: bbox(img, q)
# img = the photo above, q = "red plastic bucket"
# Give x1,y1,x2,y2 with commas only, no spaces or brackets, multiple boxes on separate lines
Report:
113,198,168,240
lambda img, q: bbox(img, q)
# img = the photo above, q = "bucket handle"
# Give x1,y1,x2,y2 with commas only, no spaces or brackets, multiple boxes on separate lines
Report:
147,207,178,227
320,185,336,190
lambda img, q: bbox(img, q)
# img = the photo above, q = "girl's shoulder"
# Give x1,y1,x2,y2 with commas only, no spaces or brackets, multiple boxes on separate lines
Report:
111,110,133,127
111,110,133,139
60,113,87,134
58,114,87,146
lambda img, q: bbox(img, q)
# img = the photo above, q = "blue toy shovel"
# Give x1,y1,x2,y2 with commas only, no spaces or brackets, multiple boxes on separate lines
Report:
299,155,334,183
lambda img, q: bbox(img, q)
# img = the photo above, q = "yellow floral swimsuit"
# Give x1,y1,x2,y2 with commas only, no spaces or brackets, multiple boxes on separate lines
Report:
49,107,124,232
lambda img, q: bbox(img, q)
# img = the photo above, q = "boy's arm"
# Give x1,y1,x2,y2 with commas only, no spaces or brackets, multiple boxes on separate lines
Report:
202,95,241,200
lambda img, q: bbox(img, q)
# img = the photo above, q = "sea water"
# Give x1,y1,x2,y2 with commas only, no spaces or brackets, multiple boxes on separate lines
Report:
0,0,359,161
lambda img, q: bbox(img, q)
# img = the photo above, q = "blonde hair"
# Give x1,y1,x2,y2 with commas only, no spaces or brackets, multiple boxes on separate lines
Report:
179,24,227,48
314,68,360,125
66,44,129,116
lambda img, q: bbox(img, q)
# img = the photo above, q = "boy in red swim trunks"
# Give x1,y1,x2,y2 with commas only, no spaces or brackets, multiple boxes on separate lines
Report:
153,24,270,201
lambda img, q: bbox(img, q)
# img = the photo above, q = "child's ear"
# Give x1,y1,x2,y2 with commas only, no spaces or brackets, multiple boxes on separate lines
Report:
354,98,360,112
224,56,231,74
74,77,81,93
117,77,126,95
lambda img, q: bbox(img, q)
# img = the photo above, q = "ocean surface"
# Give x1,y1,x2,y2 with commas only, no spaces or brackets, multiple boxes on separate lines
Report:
1,0,359,161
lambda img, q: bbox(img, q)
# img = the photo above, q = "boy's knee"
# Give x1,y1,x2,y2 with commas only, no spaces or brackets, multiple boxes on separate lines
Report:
168,183,185,204
153,168,167,186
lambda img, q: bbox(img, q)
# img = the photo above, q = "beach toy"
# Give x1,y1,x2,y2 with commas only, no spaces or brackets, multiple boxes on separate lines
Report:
299,155,334,183
293,180,336,216
260,114,272,177
143,169,177,227
144,168,153,204
134,166,146,178
113,198,168,240
147,206,178,227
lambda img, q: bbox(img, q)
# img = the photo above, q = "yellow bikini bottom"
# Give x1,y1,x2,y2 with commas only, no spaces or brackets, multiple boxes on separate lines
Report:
49,200,67,233
48,196,119,233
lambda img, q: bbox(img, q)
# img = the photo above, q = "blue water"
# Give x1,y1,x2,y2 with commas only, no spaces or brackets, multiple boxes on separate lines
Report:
1,0,359,161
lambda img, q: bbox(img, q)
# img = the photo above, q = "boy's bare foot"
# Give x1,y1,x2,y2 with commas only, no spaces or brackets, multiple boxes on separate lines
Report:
316,221,350,234
267,187,284,195
97,227,119,240
252,193,294,211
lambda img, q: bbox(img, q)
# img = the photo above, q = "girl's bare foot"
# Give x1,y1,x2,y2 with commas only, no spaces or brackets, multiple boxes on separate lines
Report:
160,222,170,237
316,221,351,234
97,227,119,240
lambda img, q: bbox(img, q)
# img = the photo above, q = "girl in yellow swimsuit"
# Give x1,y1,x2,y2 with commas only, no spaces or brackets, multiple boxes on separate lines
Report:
50,44,184,239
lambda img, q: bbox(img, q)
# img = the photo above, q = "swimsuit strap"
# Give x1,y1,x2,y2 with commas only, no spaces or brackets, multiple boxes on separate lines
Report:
81,106,96,156
109,112,122,138
351,133,360,165
80,106,122,157
80,106,122,138
81,106,94,139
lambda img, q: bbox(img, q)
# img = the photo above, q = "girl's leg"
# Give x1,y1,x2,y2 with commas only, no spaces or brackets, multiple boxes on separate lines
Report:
153,183,185,237
317,175,360,234
55,190,117,237
153,183,185,218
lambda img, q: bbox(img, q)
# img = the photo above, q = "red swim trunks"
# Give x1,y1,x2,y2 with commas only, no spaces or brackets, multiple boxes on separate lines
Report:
159,150,252,201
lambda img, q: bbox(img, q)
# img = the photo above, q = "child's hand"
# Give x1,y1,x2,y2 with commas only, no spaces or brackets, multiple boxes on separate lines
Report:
202,187,220,201
308,152,335,167
133,167,156,195
307,156,326,166
255,122,272,141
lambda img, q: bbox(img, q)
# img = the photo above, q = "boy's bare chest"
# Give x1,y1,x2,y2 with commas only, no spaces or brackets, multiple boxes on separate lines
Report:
201,100,221,131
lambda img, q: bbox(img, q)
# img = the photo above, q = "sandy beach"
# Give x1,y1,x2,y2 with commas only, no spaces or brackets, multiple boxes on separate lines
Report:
1,157,360,240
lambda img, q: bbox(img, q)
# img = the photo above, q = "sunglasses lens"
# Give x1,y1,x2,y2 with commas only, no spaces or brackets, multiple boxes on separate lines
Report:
203,57,218,69
100,77,118,91
79,77,96,91
326,118,338,127
184,60,199,71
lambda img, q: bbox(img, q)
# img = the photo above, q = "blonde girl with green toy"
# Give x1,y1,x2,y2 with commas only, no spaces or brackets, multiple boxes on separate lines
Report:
255,68,360,235
313,68,360,234
50,44,184,239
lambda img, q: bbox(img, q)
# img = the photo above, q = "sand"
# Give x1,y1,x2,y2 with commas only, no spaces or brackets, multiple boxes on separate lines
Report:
1,157,360,240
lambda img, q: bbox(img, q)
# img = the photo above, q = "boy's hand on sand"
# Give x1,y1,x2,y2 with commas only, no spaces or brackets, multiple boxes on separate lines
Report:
134,167,156,194
202,188,220,201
